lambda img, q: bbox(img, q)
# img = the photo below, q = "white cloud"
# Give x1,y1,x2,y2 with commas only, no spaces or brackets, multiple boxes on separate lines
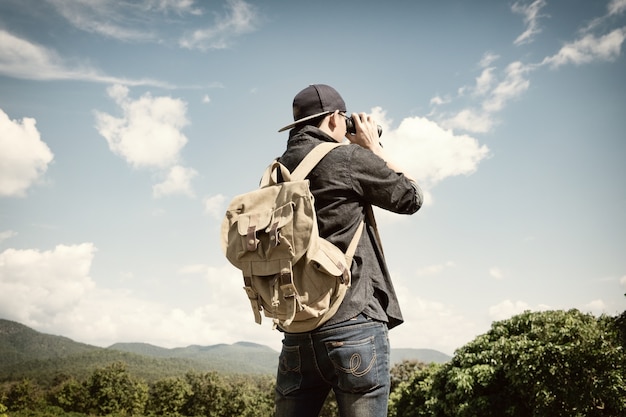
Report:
489,267,505,280
0,245,281,349
479,52,499,68
43,0,256,50
0,29,169,86
435,59,531,134
202,94,211,104
482,61,531,113
179,0,258,50
0,29,67,80
441,108,495,134
204,194,227,219
153,165,198,198
95,85,188,169
473,67,497,97
375,108,490,189
489,299,530,320
392,282,482,355
95,85,199,197
47,0,156,42
0,109,54,197
512,0,548,45
428,6,625,137
541,27,626,68
488,299,552,321
583,299,607,315
429,95,450,106
0,230,17,243
0,244,97,327
620,275,626,288
585,1,626,32
608,0,626,15
46,0,202,42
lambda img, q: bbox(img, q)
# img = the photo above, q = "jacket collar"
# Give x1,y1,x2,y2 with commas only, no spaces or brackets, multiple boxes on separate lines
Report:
288,125,336,144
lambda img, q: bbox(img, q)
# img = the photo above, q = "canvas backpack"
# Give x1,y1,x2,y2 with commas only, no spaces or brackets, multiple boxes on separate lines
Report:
221,142,364,333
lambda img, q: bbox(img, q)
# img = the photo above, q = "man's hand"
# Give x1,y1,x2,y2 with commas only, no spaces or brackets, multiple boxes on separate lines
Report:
346,112,417,182
346,112,382,153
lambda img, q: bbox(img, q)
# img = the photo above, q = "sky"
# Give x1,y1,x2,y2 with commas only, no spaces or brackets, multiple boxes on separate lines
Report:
0,0,625,356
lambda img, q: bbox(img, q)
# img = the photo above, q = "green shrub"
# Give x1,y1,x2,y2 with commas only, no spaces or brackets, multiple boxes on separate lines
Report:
390,309,626,417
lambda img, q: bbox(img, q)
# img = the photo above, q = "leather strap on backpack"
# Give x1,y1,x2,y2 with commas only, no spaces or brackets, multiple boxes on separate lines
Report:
289,142,344,181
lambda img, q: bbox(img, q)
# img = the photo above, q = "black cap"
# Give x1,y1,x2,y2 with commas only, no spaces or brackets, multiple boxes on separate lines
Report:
278,84,347,132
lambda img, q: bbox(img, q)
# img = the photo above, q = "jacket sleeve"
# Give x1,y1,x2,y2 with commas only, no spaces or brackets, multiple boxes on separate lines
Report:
347,145,423,214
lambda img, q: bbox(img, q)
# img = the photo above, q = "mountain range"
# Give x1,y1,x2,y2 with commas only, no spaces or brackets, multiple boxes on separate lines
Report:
0,318,450,385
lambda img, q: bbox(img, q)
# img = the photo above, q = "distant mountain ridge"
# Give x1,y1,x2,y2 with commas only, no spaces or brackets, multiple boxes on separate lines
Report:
0,318,450,385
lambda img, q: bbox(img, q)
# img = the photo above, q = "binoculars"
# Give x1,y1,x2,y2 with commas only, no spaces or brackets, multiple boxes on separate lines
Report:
345,116,383,137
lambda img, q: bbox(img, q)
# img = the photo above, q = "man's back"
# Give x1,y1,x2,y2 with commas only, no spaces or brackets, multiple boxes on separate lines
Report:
279,125,421,329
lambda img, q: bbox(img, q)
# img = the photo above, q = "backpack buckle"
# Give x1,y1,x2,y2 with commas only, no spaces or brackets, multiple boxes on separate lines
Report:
279,270,295,298
246,224,258,251
269,221,280,248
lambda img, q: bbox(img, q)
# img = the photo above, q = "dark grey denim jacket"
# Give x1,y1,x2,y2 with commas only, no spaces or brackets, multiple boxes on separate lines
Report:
278,126,423,330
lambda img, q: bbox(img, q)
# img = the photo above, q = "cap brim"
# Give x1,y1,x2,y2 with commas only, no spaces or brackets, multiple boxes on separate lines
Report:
277,111,331,132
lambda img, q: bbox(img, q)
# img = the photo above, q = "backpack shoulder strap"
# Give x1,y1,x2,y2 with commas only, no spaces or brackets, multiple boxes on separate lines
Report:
290,142,344,181
346,220,364,261
259,159,289,187
259,142,343,187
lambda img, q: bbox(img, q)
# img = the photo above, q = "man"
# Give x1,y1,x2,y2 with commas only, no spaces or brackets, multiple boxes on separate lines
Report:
274,84,423,417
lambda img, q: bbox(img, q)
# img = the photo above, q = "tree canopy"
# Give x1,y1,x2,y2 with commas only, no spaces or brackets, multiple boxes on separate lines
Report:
390,309,626,417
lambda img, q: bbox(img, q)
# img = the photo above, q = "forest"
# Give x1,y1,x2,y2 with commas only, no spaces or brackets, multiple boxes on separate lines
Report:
1,308,625,417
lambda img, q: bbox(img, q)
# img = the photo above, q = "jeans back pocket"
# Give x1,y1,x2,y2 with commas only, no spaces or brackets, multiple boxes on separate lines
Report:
276,344,302,395
326,335,380,393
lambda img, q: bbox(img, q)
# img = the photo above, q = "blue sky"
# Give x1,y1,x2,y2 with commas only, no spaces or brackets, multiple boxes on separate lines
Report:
0,0,624,355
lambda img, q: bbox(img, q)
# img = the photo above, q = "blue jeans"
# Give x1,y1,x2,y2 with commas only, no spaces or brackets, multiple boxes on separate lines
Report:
275,314,390,417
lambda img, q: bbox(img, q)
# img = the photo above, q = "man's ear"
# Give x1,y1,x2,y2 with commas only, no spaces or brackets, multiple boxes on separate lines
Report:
328,110,339,129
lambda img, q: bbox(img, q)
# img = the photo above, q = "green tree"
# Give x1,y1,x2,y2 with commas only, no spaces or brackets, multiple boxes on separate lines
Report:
5,379,43,411
49,376,88,413
146,376,192,416
390,309,626,417
615,308,626,348
390,359,428,393
183,371,229,417
389,363,442,417
84,361,148,415
222,376,274,417
319,390,339,417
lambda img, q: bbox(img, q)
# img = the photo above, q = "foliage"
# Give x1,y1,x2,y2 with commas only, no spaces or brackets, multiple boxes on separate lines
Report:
390,309,626,417
0,319,98,370
83,362,149,415
390,359,428,393
0,319,279,387
145,376,192,416
5,407,87,417
389,363,442,417
1,368,277,417
615,308,626,348
48,377,88,413
220,375,275,417
5,379,44,411
319,390,339,417
4,310,624,416
182,371,229,416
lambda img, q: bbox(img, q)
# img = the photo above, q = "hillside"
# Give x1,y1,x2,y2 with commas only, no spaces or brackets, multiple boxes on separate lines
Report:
391,348,451,364
0,319,450,386
0,319,99,368
0,319,277,385
107,341,280,376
